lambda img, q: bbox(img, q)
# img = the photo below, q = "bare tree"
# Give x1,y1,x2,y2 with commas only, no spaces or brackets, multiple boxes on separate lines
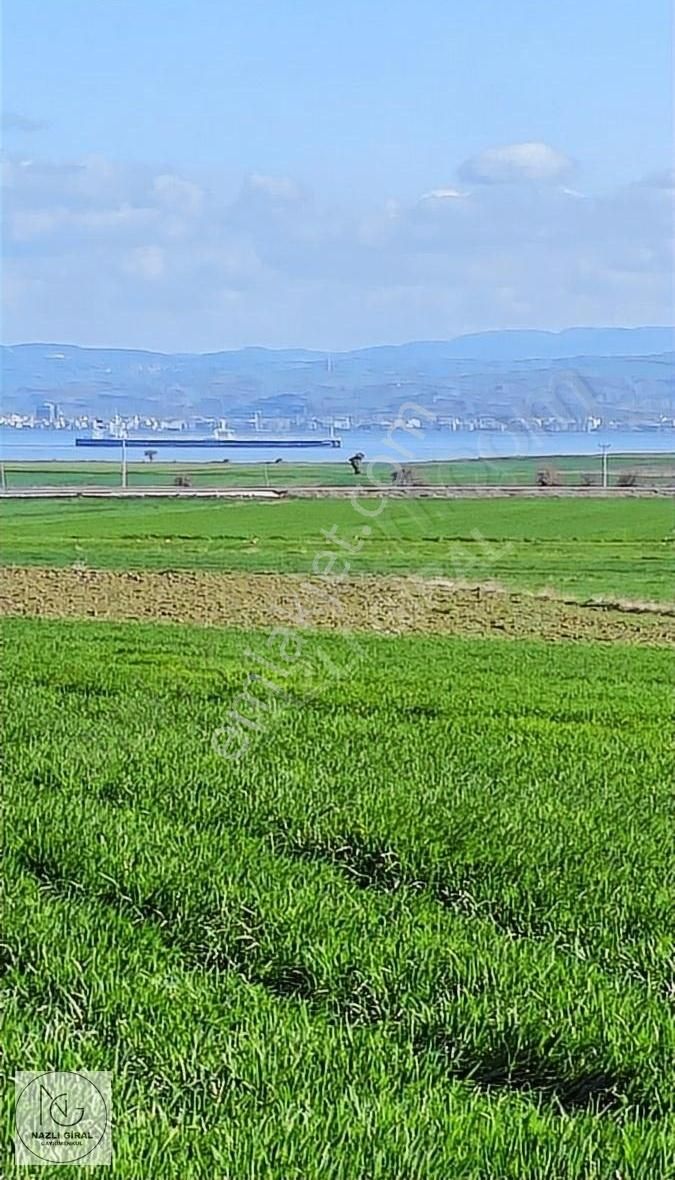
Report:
144,449,158,462
536,467,560,487
392,465,422,487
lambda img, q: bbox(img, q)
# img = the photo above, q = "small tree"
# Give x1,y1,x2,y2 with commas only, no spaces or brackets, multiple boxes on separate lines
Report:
617,470,637,487
392,465,422,487
349,452,365,475
144,449,157,462
536,467,559,487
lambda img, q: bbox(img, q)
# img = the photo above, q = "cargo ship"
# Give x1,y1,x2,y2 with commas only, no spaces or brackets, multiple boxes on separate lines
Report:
76,436,341,449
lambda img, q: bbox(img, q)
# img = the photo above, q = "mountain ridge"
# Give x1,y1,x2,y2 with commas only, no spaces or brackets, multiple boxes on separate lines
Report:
3,325,674,363
2,328,673,422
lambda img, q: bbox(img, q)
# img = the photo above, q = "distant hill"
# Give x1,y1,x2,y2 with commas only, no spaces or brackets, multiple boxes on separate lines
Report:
1,327,673,421
417,327,675,361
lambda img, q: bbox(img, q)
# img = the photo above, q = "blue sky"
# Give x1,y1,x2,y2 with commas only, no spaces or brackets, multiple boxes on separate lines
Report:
2,0,673,349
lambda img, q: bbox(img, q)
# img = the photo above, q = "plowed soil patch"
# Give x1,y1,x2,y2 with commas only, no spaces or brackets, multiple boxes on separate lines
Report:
1,566,673,645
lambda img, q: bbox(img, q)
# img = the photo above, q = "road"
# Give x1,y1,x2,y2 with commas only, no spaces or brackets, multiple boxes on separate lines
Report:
1,486,672,500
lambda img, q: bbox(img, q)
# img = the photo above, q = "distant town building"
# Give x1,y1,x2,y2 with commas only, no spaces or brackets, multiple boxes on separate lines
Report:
36,401,59,424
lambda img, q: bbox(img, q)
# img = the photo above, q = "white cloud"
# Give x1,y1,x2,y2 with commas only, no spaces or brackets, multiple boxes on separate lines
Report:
10,202,156,242
459,142,573,185
1,111,47,133
419,187,468,202
10,208,63,240
246,173,304,202
1,150,672,349
123,245,165,281
153,174,203,216
634,168,675,191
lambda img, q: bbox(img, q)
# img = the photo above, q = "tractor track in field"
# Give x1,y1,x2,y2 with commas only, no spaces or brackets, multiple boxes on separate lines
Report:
1,565,674,645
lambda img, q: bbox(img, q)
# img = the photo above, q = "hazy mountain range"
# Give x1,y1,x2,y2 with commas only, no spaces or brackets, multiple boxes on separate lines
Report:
2,327,673,423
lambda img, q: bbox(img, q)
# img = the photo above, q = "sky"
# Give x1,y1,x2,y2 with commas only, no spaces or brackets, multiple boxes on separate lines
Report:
2,0,673,351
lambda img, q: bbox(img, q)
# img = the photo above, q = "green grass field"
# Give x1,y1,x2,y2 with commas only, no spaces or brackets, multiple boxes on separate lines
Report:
2,617,674,1177
2,495,673,600
2,489,674,1174
3,451,675,489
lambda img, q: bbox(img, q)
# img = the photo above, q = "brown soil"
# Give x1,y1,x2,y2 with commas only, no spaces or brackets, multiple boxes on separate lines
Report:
1,566,673,645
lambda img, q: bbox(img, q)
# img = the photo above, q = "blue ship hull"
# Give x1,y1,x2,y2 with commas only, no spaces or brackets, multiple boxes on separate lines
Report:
76,437,341,449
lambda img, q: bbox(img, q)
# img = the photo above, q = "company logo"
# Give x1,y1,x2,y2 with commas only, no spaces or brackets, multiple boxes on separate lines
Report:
15,1071,112,1166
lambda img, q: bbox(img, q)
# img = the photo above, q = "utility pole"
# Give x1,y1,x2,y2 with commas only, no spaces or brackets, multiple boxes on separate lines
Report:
0,461,6,492
598,443,611,489
121,436,128,489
